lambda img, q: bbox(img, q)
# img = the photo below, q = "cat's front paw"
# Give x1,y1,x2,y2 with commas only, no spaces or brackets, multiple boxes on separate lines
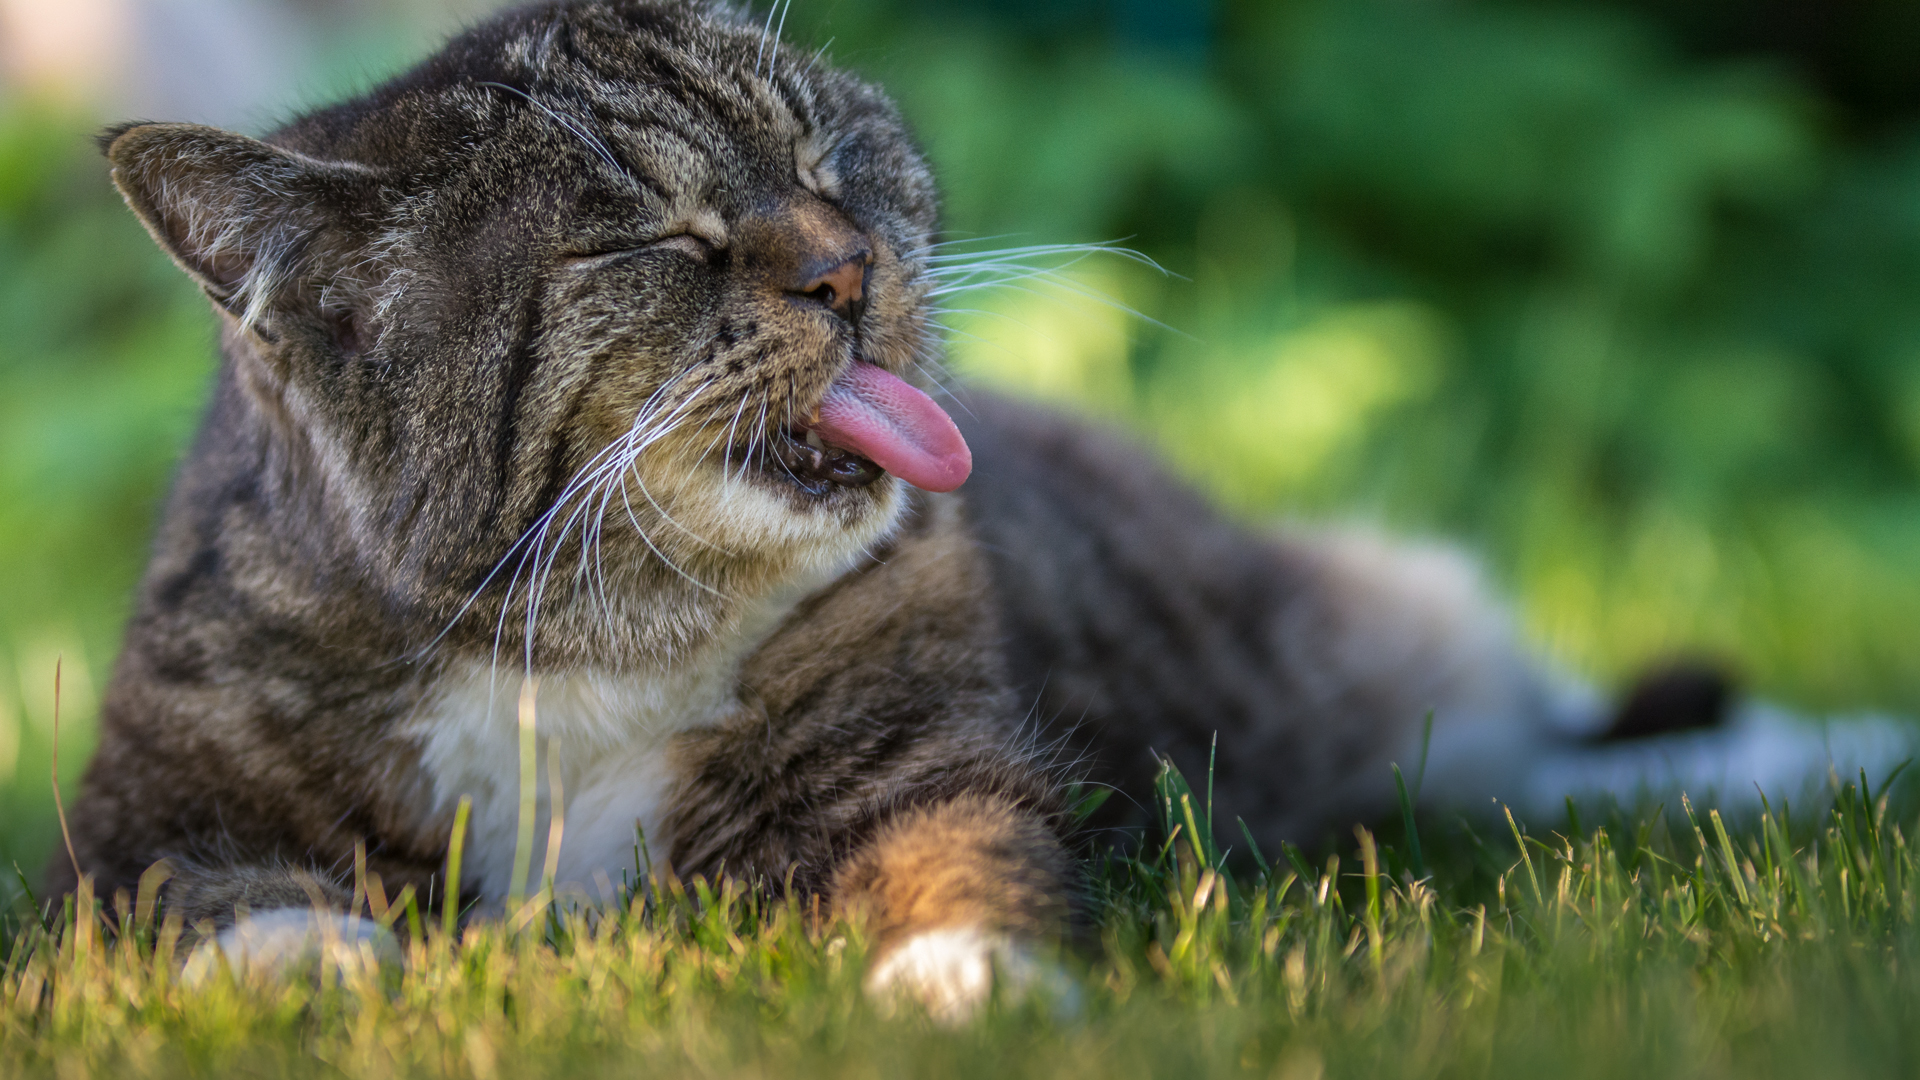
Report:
181,908,395,984
863,926,1074,1023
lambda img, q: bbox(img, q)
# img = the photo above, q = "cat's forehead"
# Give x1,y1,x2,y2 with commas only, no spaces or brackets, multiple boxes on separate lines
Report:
261,0,934,253
386,3,865,206
550,58,831,200
502,10,823,131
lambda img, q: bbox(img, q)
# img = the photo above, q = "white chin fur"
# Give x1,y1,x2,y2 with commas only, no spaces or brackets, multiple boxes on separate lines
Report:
863,927,1075,1024
181,908,396,985
640,454,903,573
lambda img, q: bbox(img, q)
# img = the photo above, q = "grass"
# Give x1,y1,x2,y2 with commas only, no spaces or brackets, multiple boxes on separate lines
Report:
7,759,1920,1078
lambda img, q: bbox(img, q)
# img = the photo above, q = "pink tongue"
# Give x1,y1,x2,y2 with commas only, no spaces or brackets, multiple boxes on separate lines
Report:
810,361,971,493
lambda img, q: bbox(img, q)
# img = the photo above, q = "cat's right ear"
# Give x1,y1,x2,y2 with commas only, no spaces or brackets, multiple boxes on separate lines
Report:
102,122,377,331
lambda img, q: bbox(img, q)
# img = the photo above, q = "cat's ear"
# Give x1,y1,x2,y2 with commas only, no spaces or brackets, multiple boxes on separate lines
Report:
102,122,377,329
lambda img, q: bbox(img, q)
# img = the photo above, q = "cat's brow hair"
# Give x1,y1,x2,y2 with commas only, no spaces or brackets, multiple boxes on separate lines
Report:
476,35,837,228
476,81,625,175
507,8,826,151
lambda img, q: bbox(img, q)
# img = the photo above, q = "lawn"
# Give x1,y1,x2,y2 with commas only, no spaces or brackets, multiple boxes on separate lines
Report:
8,762,1920,1078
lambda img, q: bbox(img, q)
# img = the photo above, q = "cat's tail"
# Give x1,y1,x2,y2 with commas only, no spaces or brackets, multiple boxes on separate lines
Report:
1418,657,1920,826
1277,525,1920,834
1514,697,1918,820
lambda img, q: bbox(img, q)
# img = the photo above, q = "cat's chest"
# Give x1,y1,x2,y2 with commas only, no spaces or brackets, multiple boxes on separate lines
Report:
406,660,741,906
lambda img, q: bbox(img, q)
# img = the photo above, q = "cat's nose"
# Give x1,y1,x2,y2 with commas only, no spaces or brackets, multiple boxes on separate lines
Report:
791,251,871,323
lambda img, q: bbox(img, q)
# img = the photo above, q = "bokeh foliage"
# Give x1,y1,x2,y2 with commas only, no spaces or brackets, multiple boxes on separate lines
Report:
4,0,1920,879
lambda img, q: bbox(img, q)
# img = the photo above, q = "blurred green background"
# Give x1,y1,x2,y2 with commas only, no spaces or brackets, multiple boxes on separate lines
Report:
5,0,1920,877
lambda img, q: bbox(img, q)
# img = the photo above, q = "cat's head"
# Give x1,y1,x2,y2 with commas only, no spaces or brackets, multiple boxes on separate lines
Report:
105,0,964,665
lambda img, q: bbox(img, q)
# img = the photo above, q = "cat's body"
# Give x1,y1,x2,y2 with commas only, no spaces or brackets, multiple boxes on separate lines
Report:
51,0,1913,1016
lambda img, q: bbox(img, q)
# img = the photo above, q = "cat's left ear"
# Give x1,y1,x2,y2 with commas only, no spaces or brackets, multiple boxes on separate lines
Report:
102,122,379,330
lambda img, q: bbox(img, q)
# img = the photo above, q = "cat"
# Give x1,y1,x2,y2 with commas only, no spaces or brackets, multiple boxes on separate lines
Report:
49,0,1914,1018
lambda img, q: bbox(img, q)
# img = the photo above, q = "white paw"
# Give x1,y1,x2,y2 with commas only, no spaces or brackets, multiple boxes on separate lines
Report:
181,908,395,985
863,927,1075,1024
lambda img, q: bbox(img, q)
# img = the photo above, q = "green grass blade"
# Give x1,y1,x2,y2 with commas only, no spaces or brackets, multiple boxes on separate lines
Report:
1393,762,1427,880
444,793,473,941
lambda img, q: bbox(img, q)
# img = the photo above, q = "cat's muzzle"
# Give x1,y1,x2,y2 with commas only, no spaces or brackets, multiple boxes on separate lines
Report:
765,427,884,495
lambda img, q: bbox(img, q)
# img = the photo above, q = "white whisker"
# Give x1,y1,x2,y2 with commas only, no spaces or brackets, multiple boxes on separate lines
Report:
806,37,835,74
476,82,623,176
618,473,726,597
754,0,780,77
769,0,794,82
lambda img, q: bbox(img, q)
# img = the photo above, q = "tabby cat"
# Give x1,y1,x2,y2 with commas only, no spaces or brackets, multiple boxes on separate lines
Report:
50,0,1909,1018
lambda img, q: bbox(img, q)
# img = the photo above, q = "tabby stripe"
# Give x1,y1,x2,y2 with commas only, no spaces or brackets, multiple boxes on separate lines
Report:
491,287,548,518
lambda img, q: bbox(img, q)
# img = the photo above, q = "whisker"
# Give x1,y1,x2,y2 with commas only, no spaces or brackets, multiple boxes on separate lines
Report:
476,81,624,177
906,238,1191,338
746,396,771,485
425,366,713,671
618,472,727,597
628,458,732,555
921,239,1165,271
806,37,835,74
904,233,1028,254
769,0,794,82
754,0,780,78
720,391,752,479
416,430,636,665
937,272,1191,340
583,473,624,622
518,455,631,662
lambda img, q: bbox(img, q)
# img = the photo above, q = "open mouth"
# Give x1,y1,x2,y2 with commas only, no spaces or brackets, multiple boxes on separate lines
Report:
765,427,885,494
754,360,972,498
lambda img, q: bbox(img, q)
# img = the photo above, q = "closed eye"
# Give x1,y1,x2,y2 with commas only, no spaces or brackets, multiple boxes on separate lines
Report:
649,234,715,262
559,233,719,267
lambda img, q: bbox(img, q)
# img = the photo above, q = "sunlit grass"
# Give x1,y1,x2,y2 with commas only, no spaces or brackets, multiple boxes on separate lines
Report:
0,644,98,883
7,762,1920,1078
